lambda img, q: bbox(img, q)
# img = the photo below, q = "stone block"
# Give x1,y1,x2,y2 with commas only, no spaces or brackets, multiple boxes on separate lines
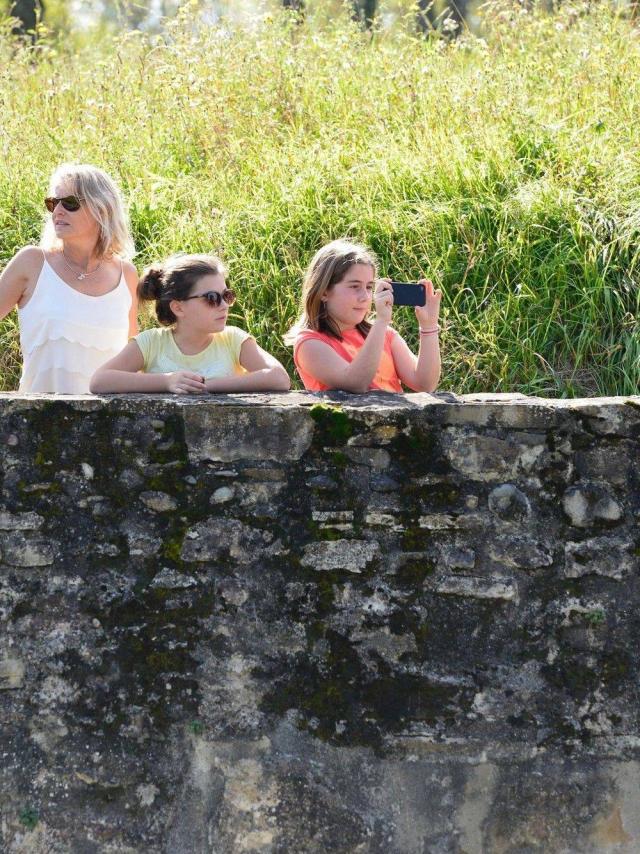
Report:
418,513,484,530
575,445,632,486
562,483,623,528
211,486,235,503
488,536,553,569
443,433,545,482
0,511,44,531
488,485,531,521
139,491,178,512
181,519,269,563
0,656,25,689
434,575,517,601
183,406,313,462
312,509,354,532
149,567,198,589
300,540,380,573
344,446,391,470
440,546,476,570
235,482,286,509
564,537,636,580
0,532,54,566
365,512,404,530
121,521,162,558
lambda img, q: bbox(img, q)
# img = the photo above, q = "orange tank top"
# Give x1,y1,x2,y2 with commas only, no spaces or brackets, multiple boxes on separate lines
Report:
293,327,402,392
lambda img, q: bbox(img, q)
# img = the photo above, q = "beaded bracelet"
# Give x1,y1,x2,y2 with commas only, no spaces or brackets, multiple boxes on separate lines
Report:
419,326,440,335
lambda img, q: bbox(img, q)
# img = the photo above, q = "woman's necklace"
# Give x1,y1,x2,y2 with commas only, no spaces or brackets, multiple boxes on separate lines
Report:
61,249,102,281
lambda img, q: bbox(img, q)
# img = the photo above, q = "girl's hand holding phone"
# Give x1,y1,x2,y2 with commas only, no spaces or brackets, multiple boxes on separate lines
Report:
415,279,442,330
373,278,394,325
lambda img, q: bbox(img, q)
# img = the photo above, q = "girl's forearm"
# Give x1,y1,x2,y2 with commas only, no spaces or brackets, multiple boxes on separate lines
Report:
413,333,441,392
90,370,168,393
205,366,290,393
334,321,388,392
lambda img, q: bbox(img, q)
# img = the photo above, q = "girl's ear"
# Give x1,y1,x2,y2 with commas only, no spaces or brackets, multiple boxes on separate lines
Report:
169,298,184,318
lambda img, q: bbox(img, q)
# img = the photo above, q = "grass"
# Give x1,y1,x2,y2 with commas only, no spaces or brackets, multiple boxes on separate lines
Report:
1,1,639,395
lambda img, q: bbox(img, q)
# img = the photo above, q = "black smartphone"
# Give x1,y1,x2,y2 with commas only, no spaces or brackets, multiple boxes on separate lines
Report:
391,281,426,307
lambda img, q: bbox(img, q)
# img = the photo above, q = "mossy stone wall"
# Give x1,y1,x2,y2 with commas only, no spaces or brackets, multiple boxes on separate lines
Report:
1,392,640,852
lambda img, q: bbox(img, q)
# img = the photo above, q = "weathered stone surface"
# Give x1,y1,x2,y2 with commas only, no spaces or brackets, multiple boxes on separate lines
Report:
442,431,545,481
488,483,531,521
564,536,636,580
183,402,314,462
210,485,234,503
0,531,54,566
418,512,484,530
344,446,390,470
0,656,25,689
139,490,178,512
0,510,44,530
439,545,476,570
1,392,640,853
180,518,270,563
434,575,517,601
562,482,624,527
149,567,198,589
488,535,553,569
300,539,380,573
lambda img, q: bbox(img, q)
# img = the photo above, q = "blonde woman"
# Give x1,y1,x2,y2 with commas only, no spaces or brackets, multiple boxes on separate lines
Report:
0,163,138,392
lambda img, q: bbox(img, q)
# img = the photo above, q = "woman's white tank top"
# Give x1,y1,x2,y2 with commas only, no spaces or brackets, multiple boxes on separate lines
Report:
18,254,132,393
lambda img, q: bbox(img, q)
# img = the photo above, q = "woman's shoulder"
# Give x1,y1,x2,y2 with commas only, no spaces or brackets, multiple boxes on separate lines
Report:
120,258,138,278
112,256,137,287
13,245,45,269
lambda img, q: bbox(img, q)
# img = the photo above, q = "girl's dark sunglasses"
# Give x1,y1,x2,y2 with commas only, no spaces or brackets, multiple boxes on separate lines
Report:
44,195,85,213
181,289,236,308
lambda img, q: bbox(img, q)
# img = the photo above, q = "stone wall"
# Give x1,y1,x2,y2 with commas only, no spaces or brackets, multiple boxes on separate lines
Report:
1,391,640,853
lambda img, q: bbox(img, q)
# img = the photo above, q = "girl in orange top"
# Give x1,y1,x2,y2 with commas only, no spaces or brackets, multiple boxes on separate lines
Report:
286,239,442,393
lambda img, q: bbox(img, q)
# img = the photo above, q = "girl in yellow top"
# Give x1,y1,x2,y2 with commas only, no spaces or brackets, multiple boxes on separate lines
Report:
90,254,290,394
286,239,442,393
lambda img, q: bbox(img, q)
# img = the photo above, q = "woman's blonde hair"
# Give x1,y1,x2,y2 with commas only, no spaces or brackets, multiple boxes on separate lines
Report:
284,238,377,343
40,163,135,260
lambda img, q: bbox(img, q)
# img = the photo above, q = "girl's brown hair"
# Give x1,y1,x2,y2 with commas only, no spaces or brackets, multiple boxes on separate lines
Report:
138,253,226,326
284,239,377,343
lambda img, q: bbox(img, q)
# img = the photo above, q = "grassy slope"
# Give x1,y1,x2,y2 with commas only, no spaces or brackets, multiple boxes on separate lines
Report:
1,1,639,394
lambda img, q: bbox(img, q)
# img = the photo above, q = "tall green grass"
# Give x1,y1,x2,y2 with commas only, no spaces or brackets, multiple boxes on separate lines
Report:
1,1,639,394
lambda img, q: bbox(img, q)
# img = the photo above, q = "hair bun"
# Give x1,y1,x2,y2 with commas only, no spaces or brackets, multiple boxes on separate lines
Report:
138,265,165,301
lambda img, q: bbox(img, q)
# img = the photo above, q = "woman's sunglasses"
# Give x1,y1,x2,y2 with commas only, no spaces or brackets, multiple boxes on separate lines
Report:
181,289,236,308
44,195,85,213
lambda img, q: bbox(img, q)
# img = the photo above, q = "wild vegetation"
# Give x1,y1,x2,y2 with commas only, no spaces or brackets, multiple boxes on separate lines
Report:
1,1,639,394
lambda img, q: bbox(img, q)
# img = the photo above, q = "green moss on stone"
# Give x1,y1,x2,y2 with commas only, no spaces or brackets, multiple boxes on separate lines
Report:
390,422,449,477
163,535,185,563
401,527,431,551
19,807,39,830
396,557,435,587
309,403,354,443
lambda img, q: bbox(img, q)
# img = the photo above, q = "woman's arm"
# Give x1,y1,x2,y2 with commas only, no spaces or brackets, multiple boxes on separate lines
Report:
89,341,206,394
122,261,139,337
391,279,442,392
0,246,43,319
205,337,290,393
